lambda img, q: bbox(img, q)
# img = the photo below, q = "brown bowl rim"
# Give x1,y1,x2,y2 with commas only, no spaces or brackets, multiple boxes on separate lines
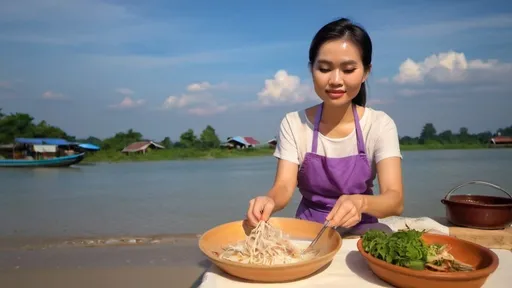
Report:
198,217,343,270
441,196,512,208
356,233,499,280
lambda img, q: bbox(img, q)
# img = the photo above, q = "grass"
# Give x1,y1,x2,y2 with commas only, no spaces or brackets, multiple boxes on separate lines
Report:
82,143,492,163
82,147,275,163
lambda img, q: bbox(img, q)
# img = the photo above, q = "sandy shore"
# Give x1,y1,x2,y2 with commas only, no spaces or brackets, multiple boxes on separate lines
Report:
0,234,208,288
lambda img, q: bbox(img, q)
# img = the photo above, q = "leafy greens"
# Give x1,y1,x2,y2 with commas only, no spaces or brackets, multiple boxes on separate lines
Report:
361,229,474,272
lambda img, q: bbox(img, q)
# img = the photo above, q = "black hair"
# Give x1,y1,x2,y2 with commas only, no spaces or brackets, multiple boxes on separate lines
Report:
308,18,372,106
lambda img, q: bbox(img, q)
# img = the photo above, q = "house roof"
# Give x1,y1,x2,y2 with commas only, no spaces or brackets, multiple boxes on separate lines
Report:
244,137,260,145
122,141,164,152
491,136,512,144
228,136,260,146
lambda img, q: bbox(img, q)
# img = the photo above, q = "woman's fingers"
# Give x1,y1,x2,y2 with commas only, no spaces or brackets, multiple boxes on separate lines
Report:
247,199,258,226
261,200,274,222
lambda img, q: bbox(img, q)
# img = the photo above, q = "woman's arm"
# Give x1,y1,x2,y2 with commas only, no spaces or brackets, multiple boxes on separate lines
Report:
360,113,404,218
267,159,299,213
360,157,404,217
267,114,301,213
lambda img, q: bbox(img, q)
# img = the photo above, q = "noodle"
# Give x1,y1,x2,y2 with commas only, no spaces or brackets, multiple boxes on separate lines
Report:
217,221,319,265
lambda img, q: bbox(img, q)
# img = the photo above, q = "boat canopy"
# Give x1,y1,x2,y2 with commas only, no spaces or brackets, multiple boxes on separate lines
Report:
15,138,72,145
78,143,100,151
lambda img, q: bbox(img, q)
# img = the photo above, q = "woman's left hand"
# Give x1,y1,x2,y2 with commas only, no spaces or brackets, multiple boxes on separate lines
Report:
326,195,365,228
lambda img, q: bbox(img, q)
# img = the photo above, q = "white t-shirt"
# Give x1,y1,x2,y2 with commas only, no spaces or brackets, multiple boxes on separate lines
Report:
273,106,402,179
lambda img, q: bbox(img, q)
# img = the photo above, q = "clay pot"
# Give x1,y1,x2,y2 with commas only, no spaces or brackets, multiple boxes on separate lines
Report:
198,217,342,283
357,232,499,288
441,180,512,229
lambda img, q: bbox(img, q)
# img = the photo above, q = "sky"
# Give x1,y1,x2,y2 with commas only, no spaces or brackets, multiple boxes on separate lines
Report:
1,0,511,142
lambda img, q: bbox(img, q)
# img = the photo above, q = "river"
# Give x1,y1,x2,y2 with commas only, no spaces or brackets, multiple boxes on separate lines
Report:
0,149,510,239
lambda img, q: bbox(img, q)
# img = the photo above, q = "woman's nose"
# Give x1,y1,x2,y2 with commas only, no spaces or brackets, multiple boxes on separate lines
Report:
329,69,343,86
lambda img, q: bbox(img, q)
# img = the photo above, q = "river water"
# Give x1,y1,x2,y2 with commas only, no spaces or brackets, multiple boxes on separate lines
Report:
0,149,510,239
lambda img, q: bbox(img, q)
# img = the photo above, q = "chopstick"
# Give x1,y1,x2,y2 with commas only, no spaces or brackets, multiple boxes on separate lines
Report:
303,220,330,253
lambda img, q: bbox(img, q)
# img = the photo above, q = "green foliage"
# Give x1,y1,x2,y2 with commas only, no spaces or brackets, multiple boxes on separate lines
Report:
82,147,274,163
0,110,74,143
402,123,512,147
362,229,429,270
199,125,221,148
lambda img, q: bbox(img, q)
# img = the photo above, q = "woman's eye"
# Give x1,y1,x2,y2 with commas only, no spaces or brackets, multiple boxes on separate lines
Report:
343,68,355,74
318,68,330,73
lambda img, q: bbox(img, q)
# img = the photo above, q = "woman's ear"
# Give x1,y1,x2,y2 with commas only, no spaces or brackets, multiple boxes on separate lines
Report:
363,64,372,83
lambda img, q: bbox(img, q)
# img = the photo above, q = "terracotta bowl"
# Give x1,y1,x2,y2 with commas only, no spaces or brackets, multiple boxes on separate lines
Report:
357,233,500,288
198,217,342,283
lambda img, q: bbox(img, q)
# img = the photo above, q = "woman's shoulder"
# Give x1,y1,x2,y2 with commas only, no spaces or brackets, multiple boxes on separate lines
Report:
281,105,318,126
364,107,396,127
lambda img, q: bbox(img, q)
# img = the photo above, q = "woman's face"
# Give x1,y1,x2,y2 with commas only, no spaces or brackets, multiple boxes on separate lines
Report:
311,39,370,107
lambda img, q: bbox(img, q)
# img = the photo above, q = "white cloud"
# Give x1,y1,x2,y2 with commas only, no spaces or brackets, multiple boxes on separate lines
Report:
186,81,229,92
115,88,134,95
161,93,227,116
187,82,212,92
393,51,512,85
109,96,145,109
257,70,314,105
42,90,65,100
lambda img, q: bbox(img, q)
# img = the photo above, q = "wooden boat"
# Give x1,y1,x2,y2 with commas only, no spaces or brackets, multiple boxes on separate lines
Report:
0,138,89,168
0,152,85,168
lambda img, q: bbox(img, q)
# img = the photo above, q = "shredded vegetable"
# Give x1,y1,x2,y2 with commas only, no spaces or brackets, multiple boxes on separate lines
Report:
217,221,319,265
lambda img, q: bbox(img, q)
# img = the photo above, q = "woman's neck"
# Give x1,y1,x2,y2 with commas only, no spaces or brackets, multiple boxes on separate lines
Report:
321,102,355,126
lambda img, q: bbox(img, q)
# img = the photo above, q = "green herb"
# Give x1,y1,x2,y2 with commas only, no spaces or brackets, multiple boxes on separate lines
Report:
361,229,475,272
361,229,429,270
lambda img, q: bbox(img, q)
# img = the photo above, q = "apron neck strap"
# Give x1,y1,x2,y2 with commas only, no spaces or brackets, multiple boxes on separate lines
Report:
311,103,323,153
311,103,366,155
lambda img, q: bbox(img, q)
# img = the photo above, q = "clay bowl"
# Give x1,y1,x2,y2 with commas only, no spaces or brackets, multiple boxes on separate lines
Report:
357,233,499,288
198,217,342,283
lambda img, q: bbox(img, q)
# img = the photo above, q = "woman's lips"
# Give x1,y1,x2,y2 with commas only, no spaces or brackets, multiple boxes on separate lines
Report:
326,90,346,99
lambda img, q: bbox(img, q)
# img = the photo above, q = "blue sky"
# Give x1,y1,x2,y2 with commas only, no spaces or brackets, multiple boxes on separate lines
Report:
1,0,511,142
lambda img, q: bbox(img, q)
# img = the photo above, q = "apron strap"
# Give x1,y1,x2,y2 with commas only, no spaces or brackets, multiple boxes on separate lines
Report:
352,104,366,155
311,103,323,154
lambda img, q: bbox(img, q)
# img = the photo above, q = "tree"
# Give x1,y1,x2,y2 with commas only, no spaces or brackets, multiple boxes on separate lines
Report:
101,129,143,151
179,129,198,148
199,125,221,148
438,130,453,144
161,137,172,148
419,123,437,144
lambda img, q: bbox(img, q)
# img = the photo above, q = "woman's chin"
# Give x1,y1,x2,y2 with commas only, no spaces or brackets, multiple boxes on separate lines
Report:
322,95,353,107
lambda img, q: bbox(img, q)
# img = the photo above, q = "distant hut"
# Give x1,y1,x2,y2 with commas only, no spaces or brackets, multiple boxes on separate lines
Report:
122,141,165,154
267,138,277,148
222,136,260,149
489,136,512,148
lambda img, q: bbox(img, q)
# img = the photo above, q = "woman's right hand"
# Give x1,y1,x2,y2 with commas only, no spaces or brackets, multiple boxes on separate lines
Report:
246,196,275,227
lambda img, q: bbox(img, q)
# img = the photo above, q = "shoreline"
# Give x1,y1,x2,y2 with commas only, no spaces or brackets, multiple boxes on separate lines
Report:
80,145,498,164
0,233,202,251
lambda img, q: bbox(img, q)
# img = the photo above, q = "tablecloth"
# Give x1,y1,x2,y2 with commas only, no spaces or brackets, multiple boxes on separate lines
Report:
199,217,511,288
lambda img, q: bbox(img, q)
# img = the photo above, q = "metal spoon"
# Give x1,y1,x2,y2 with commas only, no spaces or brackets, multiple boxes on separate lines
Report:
303,220,330,254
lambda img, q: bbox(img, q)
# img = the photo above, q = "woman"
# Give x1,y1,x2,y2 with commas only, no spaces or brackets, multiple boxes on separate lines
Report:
245,18,404,235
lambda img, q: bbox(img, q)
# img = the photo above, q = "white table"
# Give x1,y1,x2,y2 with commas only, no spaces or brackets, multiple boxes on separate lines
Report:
199,217,511,288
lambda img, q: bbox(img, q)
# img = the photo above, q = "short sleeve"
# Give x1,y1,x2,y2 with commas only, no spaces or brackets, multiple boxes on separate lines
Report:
374,114,402,163
273,115,300,165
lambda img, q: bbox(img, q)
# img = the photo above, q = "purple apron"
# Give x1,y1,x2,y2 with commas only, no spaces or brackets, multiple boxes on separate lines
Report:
295,103,391,235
